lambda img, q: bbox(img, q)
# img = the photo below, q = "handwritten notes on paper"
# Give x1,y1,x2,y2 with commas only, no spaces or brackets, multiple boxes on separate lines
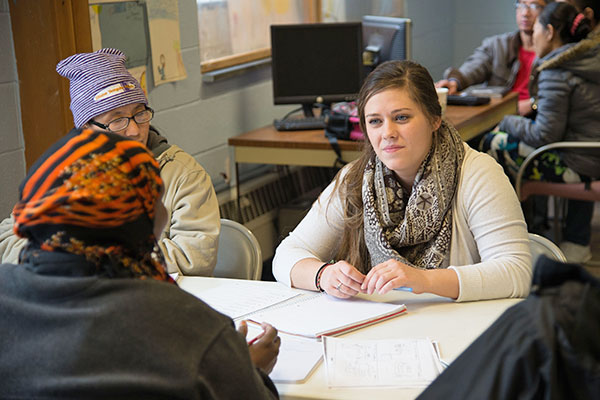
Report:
323,337,443,388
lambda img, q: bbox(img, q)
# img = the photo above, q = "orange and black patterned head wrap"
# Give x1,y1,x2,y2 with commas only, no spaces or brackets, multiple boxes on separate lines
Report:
13,128,172,283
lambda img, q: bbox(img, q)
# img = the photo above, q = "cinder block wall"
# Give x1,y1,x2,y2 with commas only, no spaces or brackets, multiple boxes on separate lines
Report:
0,0,26,218
0,0,518,218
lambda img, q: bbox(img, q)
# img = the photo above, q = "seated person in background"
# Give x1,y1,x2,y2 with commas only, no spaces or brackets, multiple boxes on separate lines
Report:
0,129,279,398
436,0,553,116
558,0,600,30
0,48,220,276
480,2,600,264
273,60,532,302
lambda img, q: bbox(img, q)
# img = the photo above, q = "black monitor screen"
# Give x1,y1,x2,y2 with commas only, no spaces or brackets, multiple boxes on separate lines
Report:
270,22,363,106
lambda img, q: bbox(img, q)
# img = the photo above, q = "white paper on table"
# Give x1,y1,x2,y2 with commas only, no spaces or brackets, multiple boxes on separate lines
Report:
237,323,323,383
270,333,323,383
178,278,300,320
323,337,443,388
246,292,406,338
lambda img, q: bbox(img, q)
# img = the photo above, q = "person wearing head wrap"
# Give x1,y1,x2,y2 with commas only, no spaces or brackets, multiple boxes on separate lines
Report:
12,128,168,281
0,48,220,277
0,129,279,399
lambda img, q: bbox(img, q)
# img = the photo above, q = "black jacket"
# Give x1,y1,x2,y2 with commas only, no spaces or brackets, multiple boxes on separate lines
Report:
0,251,278,399
498,31,600,178
418,256,600,400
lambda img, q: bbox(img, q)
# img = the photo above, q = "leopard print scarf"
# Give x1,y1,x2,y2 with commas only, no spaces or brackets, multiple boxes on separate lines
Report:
362,120,464,270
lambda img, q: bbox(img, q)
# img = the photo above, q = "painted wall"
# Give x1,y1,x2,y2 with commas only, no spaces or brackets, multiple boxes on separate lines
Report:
452,0,517,72
405,0,456,80
0,0,26,218
0,0,519,218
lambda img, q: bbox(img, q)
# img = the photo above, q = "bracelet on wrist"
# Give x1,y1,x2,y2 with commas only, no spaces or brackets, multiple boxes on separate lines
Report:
315,260,335,292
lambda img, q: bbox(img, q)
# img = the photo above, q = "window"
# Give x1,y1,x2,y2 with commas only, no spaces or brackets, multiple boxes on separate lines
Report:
197,0,320,73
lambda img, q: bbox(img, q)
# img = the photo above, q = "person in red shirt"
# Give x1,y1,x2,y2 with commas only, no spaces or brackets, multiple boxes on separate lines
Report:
436,1,552,116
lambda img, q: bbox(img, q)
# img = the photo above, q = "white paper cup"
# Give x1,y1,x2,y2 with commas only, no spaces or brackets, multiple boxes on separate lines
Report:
436,87,448,115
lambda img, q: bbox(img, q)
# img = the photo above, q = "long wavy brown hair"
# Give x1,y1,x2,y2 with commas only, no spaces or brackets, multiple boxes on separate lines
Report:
329,60,442,273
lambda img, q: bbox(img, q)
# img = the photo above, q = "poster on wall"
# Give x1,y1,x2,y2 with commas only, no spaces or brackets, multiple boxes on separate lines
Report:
88,1,149,69
128,65,149,96
146,0,188,86
89,0,149,95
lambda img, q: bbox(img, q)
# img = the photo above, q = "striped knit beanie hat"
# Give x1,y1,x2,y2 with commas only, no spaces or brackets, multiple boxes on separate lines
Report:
56,48,148,128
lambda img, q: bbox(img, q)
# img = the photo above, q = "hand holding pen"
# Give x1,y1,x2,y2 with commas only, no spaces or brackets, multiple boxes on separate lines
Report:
238,320,281,374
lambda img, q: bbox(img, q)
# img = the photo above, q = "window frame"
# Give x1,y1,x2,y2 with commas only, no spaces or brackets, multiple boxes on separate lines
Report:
198,0,321,74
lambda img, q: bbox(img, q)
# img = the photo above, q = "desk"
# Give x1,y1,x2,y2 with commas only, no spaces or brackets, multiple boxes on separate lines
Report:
179,277,521,400
228,92,518,169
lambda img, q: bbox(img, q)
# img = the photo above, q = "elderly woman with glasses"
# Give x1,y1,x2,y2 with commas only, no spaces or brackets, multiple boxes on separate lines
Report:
0,48,220,277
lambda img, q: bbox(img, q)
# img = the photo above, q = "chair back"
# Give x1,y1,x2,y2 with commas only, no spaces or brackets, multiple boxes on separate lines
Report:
214,219,262,280
520,180,600,202
516,141,599,242
529,233,567,265
516,141,600,202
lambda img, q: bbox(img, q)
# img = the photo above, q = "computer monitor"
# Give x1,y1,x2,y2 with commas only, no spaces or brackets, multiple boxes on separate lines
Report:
362,15,412,72
270,22,364,117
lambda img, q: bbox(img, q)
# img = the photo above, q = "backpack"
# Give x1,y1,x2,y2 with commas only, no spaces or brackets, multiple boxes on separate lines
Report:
324,102,364,167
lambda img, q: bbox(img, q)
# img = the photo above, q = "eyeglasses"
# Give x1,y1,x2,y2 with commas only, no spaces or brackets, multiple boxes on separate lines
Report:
515,2,544,13
90,108,154,132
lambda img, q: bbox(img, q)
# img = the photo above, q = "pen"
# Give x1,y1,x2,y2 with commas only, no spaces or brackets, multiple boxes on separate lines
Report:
393,286,413,292
247,336,260,346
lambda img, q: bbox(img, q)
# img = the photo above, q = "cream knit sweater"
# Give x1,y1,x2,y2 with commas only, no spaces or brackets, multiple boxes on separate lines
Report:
273,144,532,302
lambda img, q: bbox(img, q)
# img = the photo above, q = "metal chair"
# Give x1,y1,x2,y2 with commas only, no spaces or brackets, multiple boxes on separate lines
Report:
529,233,567,266
213,219,262,280
516,142,600,241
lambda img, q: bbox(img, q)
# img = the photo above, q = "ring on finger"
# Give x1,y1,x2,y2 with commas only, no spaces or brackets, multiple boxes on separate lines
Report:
335,282,342,290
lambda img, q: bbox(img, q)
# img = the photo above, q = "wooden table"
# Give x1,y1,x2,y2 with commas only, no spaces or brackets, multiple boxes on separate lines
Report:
228,92,518,169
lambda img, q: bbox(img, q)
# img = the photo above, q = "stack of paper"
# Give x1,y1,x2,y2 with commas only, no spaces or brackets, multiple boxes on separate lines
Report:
463,84,510,99
323,337,444,388
177,278,300,319
271,334,323,383
246,292,407,339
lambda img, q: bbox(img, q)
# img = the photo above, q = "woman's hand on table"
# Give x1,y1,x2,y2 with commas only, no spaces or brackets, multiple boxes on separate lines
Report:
321,261,365,299
361,259,429,295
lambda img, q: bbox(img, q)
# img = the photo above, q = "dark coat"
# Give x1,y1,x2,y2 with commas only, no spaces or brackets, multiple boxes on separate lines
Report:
0,251,278,399
417,255,600,400
443,31,522,91
499,30,600,178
